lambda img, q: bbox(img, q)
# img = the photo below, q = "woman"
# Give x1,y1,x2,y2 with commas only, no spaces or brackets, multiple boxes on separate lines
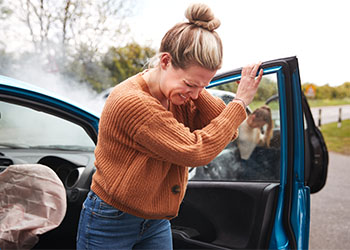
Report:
76,3,263,250
237,105,274,160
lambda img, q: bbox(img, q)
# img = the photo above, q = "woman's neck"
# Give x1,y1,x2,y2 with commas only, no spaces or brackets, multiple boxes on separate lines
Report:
142,68,168,109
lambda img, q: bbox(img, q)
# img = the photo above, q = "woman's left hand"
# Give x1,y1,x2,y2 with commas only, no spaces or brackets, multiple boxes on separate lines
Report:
234,62,263,106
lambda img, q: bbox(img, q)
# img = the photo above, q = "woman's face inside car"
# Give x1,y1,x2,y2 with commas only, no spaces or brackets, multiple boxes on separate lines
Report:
247,114,267,128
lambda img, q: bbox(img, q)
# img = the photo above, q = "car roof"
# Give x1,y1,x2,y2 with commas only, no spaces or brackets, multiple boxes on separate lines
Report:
0,74,99,117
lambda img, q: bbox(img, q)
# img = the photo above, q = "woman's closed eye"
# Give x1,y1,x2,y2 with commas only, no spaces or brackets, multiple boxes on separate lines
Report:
184,81,193,87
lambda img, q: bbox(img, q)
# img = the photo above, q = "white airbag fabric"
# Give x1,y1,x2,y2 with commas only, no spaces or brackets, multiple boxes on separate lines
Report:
0,164,67,249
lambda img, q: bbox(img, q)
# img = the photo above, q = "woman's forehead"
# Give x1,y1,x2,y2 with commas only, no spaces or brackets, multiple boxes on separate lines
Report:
182,65,216,86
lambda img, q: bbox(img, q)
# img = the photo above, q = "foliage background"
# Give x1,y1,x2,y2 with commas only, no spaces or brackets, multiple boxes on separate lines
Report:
0,0,156,93
0,0,349,103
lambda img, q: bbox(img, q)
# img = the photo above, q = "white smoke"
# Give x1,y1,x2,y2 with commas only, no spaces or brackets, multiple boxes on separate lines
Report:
4,56,106,115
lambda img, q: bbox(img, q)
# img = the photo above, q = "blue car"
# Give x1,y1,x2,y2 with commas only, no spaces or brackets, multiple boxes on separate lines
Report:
0,56,328,249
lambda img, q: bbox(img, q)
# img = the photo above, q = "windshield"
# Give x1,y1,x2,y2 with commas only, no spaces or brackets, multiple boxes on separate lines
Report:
0,101,95,151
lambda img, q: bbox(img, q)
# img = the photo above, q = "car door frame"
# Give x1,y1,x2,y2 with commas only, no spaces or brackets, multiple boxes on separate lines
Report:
209,56,321,249
0,75,99,143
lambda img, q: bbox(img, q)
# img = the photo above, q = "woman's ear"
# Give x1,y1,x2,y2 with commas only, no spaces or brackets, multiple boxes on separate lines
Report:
246,114,254,126
248,114,255,121
160,53,172,69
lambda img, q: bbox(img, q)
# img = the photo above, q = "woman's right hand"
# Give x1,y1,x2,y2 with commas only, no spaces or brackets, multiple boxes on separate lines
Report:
235,62,263,106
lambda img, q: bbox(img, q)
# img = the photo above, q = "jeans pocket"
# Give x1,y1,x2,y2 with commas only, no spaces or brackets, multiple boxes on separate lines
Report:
92,198,126,220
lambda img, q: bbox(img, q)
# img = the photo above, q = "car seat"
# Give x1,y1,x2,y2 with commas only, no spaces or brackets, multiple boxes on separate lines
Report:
0,164,66,249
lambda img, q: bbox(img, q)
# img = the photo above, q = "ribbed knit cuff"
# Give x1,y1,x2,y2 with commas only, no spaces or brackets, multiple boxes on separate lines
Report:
232,98,247,110
224,101,247,124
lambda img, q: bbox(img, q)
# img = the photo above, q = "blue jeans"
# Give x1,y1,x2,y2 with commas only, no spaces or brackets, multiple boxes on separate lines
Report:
76,191,173,250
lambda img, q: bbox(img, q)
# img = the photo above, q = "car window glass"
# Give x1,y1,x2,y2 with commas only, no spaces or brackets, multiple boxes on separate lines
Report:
189,74,281,182
0,101,95,151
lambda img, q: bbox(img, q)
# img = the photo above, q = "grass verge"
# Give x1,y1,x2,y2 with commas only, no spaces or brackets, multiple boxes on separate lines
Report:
306,98,350,107
320,119,350,155
250,98,350,110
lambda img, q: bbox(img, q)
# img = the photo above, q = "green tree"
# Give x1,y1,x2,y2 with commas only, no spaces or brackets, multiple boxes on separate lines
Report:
0,0,140,93
316,84,335,99
302,82,350,100
63,45,113,92
102,42,156,85
214,82,237,93
254,77,278,101
61,42,156,92
336,82,350,98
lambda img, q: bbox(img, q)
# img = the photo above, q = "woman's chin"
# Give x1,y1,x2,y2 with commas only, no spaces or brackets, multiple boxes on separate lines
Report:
170,97,186,106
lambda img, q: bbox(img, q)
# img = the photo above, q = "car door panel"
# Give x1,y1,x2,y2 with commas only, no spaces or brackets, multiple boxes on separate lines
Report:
172,182,279,249
302,94,328,193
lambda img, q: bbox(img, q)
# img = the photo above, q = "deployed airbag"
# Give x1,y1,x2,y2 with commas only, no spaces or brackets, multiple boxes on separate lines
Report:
0,164,66,249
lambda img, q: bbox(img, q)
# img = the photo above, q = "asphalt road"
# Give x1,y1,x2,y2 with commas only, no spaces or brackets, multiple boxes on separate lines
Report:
308,105,349,248
309,152,350,249
311,105,350,125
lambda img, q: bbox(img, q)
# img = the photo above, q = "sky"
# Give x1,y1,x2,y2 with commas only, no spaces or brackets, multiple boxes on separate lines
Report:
127,0,350,86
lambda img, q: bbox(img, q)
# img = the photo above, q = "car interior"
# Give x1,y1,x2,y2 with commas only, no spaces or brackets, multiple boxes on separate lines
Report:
0,74,281,249
170,76,281,249
0,81,281,249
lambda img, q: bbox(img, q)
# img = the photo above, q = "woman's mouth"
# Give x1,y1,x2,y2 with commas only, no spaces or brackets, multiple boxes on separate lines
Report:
179,93,187,100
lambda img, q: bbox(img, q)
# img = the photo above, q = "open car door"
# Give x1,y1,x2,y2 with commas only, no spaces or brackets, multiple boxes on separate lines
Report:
171,56,328,249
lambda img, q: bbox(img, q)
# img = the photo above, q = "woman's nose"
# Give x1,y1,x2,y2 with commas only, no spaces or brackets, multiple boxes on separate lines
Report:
190,92,199,100
189,88,203,100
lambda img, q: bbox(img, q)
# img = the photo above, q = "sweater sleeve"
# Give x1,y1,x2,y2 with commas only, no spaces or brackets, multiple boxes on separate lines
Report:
134,98,247,167
188,89,227,129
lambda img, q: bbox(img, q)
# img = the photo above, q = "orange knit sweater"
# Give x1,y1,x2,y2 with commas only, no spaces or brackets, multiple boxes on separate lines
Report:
91,73,247,219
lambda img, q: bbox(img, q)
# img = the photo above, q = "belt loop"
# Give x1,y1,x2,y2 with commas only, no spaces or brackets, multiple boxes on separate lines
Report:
88,190,96,201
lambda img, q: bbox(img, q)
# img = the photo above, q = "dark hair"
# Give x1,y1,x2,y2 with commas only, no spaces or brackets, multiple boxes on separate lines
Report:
252,105,274,146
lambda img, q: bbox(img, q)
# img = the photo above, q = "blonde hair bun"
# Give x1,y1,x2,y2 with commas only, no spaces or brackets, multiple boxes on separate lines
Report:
185,3,221,31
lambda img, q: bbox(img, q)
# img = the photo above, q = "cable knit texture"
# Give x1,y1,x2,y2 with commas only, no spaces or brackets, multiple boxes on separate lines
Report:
91,73,247,219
